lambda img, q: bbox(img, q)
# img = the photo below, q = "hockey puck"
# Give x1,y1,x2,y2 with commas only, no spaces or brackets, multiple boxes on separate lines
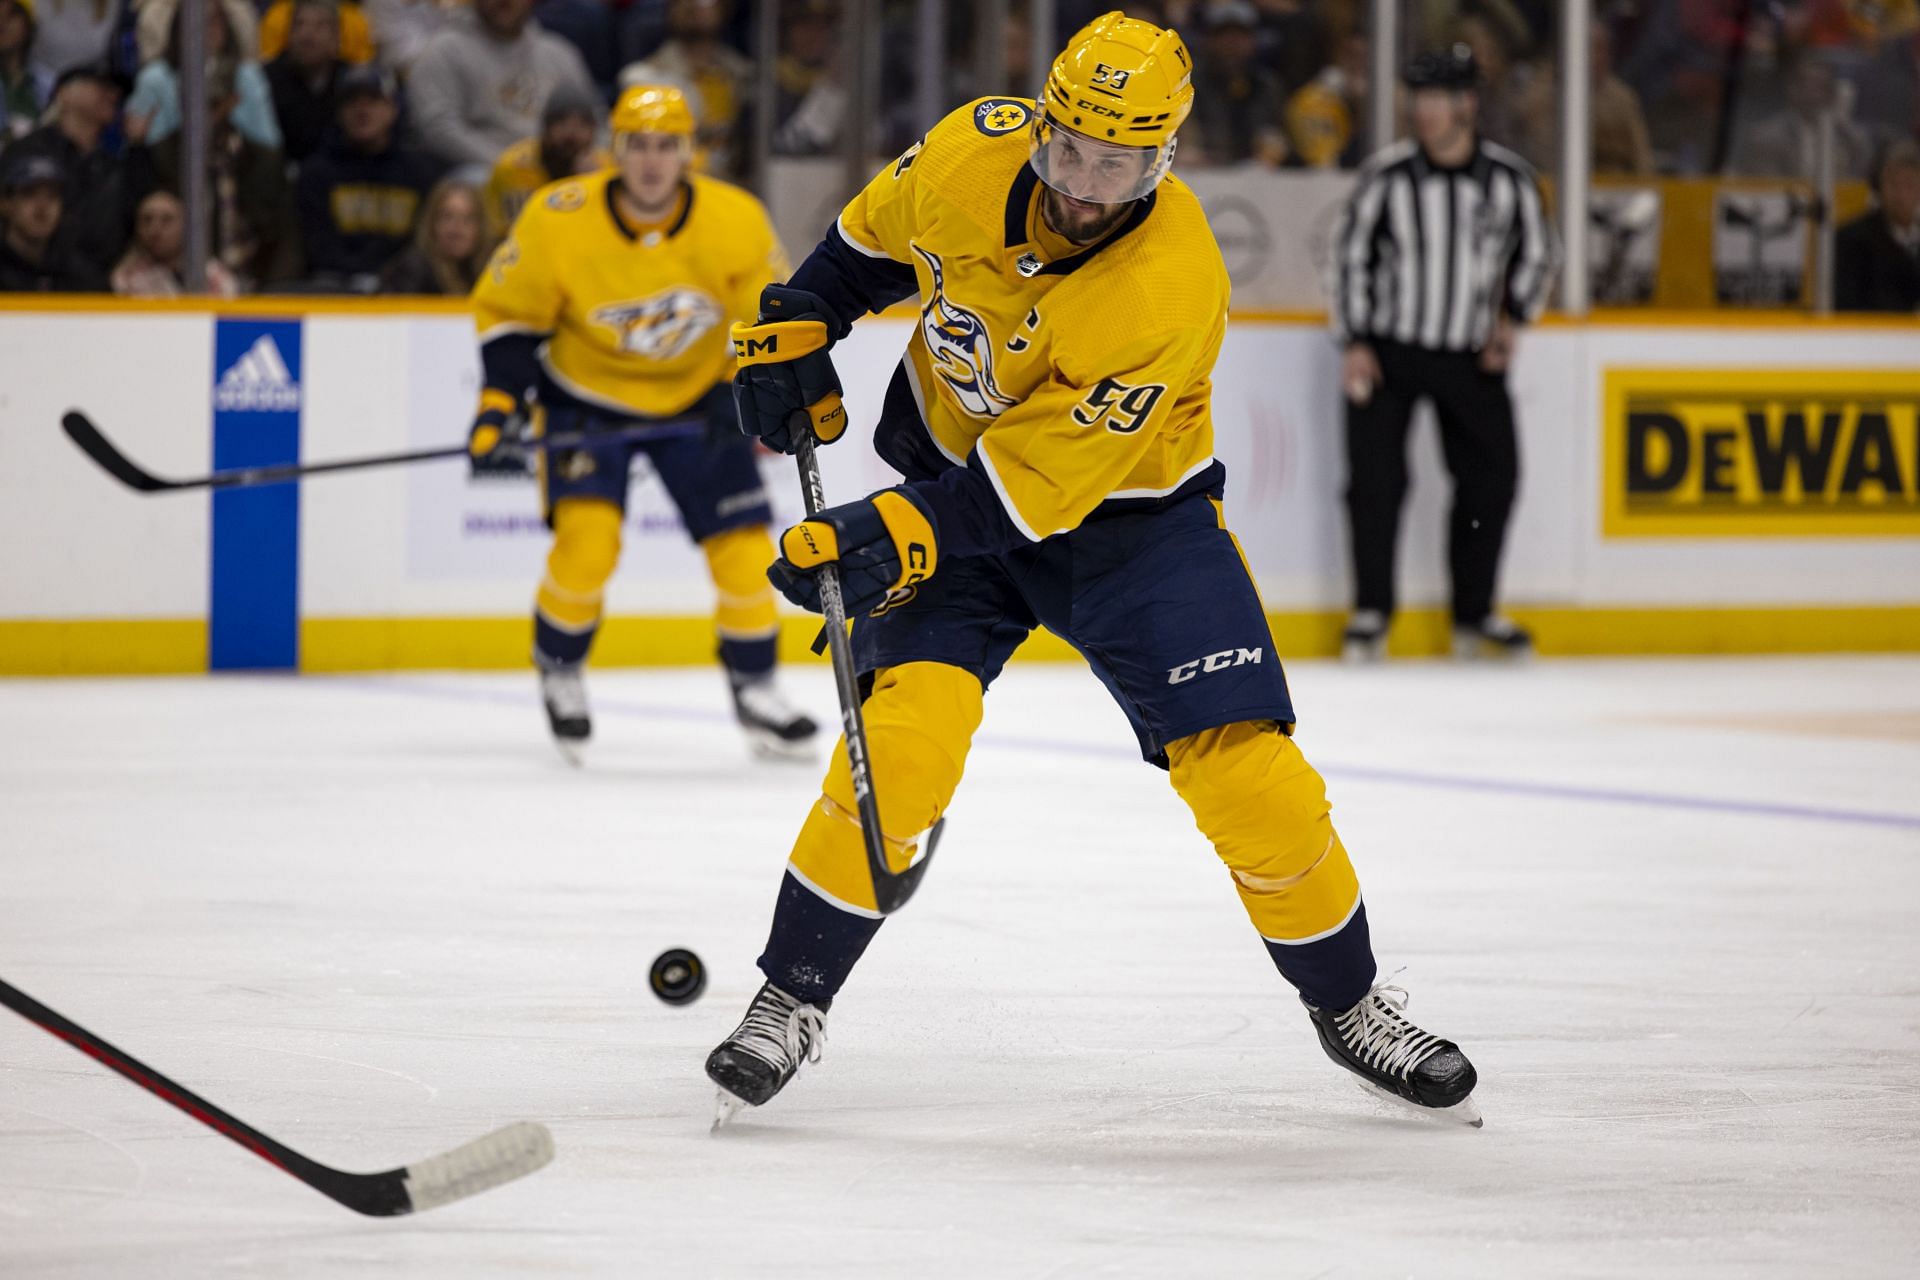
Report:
649,949,706,1005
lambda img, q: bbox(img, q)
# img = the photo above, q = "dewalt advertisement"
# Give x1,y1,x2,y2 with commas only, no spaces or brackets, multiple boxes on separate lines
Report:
1603,369,1920,537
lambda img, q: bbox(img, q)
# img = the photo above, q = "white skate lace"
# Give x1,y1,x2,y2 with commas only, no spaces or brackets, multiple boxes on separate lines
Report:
541,668,588,720
734,678,805,729
1333,984,1444,1080
731,988,827,1071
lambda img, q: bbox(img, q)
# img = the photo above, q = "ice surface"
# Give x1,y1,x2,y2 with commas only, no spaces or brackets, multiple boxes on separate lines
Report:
2,657,1917,1277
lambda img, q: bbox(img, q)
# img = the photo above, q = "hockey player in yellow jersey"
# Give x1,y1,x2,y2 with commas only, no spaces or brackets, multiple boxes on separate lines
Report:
705,13,1482,1127
468,84,819,762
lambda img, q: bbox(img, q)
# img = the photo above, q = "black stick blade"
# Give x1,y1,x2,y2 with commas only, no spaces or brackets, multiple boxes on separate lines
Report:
62,411,176,492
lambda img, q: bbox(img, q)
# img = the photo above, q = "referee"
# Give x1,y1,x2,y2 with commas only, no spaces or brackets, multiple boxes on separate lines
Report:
1327,45,1560,662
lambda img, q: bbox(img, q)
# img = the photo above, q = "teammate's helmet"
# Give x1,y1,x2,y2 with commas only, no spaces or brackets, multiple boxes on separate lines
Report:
1030,11,1194,206
1402,44,1480,92
611,84,696,142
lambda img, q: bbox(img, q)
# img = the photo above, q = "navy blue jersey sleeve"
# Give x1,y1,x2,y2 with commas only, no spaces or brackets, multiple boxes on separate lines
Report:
785,223,920,341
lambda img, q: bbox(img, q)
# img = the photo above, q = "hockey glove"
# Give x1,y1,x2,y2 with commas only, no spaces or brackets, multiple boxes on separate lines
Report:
770,488,939,617
730,285,848,455
468,389,530,479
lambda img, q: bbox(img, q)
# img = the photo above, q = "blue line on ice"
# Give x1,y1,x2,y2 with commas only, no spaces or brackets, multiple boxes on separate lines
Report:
333,675,1920,834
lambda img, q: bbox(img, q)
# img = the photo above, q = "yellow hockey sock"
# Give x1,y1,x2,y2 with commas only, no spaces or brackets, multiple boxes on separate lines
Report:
1167,721,1363,944
535,497,623,636
787,662,983,915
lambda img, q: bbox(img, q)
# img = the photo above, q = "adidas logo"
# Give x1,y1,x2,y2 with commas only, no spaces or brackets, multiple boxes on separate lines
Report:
214,335,300,412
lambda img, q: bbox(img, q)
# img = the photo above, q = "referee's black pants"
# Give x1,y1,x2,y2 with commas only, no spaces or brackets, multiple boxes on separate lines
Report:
1343,340,1519,626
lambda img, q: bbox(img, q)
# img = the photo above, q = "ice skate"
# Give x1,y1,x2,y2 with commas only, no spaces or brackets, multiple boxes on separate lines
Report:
729,673,819,761
538,663,590,764
705,982,828,1128
1341,609,1388,664
1451,615,1532,662
1304,982,1482,1127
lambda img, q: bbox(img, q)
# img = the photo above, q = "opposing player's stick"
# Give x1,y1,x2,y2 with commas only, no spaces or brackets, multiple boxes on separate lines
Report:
60,410,691,495
0,976,554,1216
792,435,940,915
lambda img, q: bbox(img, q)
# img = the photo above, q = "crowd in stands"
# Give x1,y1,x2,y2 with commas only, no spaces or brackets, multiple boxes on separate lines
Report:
0,0,1917,299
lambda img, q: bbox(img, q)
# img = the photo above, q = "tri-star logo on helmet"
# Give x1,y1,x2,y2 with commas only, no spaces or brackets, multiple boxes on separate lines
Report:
974,99,1032,136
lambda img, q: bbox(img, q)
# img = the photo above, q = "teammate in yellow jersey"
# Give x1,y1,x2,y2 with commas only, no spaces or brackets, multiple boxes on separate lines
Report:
468,84,819,762
704,13,1482,1127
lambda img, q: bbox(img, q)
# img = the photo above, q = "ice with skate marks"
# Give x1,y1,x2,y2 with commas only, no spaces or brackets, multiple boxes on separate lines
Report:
1347,1077,1485,1129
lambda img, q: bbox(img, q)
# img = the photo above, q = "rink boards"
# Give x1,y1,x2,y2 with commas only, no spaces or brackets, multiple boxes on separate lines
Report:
2,298,1918,673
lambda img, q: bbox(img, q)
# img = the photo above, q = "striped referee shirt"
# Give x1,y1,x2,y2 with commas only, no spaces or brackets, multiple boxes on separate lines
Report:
1329,138,1561,352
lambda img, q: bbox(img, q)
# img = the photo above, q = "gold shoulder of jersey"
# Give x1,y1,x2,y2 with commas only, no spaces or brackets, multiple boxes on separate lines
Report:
535,171,610,215
689,172,773,220
932,96,1038,148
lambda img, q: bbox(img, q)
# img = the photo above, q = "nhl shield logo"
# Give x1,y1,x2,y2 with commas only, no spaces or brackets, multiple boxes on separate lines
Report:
974,99,1031,136
591,288,725,360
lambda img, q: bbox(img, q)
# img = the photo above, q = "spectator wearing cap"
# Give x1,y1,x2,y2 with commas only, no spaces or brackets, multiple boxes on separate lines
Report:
483,82,608,236
1184,1,1290,167
1835,139,1920,312
618,0,750,179
1,0,53,143
110,188,241,295
258,0,373,66
0,152,106,289
151,57,298,290
296,65,443,288
6,60,149,273
408,0,596,172
265,0,348,165
378,176,494,294
23,0,115,83
126,0,282,150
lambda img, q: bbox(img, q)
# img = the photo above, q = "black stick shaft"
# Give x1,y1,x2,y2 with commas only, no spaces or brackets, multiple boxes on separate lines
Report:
62,411,694,494
793,437,895,899
0,977,321,1184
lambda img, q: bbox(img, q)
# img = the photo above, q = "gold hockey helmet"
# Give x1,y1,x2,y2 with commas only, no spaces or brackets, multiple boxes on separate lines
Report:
611,84,696,141
1030,11,1194,205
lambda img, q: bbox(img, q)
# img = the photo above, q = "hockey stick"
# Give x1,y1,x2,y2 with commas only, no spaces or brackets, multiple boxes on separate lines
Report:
793,434,939,915
0,976,554,1216
60,410,692,495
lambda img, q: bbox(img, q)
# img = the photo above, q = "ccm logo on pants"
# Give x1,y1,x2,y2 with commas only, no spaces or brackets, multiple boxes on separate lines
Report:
1167,648,1263,685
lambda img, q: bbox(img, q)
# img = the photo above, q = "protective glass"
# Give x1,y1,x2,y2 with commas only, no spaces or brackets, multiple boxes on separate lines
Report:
1028,113,1173,206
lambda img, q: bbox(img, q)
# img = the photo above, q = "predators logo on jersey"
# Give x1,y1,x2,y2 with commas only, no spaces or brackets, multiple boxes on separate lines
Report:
472,170,790,419
592,288,726,361
912,245,1017,419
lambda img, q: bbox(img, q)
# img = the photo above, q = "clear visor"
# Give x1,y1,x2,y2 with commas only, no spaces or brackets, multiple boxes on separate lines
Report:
1028,113,1173,206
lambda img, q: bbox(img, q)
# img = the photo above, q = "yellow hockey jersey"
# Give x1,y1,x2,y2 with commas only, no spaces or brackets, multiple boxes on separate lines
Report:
473,170,788,420
829,96,1229,544
483,138,615,239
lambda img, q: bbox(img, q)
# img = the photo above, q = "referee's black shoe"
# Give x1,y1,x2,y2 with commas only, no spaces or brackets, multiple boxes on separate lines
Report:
1452,615,1533,662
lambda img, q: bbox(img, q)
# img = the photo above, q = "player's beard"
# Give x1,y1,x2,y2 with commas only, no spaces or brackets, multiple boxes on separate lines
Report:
1039,187,1134,245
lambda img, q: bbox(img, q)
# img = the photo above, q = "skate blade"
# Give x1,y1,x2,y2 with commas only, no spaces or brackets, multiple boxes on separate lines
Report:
552,737,585,767
1351,1077,1484,1128
711,1088,752,1133
744,730,817,763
